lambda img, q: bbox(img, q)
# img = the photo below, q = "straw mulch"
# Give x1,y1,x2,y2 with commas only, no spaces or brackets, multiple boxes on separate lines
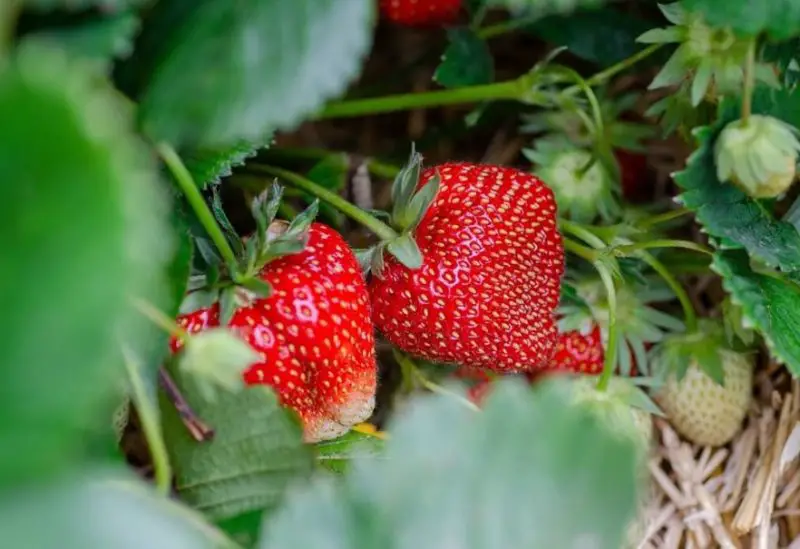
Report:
637,364,800,549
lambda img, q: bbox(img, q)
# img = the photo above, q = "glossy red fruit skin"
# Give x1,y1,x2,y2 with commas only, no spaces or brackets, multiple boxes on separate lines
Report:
548,326,604,375
379,0,461,26
369,163,565,373
171,224,377,443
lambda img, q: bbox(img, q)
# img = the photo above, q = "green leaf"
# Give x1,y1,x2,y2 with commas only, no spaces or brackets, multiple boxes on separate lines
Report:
314,430,386,474
673,86,800,274
0,467,237,549
24,11,140,71
160,364,315,522
139,0,376,147
259,378,641,549
712,250,800,376
386,233,423,270
681,0,800,41
526,7,658,68
434,28,494,89
184,137,273,190
23,0,147,10
0,40,173,487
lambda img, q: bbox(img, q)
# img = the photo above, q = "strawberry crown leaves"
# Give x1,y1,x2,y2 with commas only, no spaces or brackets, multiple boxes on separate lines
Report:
650,318,734,386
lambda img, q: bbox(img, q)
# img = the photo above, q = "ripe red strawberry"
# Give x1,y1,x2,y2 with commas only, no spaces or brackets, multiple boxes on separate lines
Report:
379,0,461,26
548,326,604,375
369,162,564,373
171,223,377,443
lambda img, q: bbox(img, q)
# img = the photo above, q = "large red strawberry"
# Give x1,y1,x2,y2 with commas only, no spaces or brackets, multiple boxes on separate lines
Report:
548,326,604,375
379,0,461,26
171,222,377,443
368,161,564,373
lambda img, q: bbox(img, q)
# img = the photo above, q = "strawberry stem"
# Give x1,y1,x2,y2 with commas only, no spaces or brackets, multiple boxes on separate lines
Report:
122,348,172,496
559,219,607,250
595,265,619,392
563,237,599,262
393,349,480,412
248,165,401,242
131,296,189,343
159,367,215,442
613,239,712,257
741,37,757,124
158,143,241,276
635,207,691,229
257,148,401,180
638,251,698,333
317,44,663,119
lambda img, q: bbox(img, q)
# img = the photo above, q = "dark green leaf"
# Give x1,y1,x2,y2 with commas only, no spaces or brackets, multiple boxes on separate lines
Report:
139,0,376,147
314,430,386,474
762,38,800,89
0,40,173,487
184,137,273,190
386,233,423,270
259,378,641,549
434,28,494,89
0,467,237,549
713,250,800,376
25,11,140,71
673,86,800,274
526,7,657,67
681,0,800,41
160,365,315,521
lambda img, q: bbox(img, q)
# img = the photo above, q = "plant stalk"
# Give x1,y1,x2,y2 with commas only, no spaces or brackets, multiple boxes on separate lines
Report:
158,143,240,275
639,251,698,332
595,265,619,392
123,349,172,496
741,38,757,123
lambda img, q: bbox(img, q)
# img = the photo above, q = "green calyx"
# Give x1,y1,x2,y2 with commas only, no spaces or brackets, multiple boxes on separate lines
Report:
557,275,685,376
714,114,800,198
182,181,319,324
526,138,619,223
357,145,439,277
650,318,749,387
638,3,778,106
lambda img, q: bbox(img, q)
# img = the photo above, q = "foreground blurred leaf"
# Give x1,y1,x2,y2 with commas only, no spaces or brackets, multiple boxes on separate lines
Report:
25,11,140,71
681,0,800,40
713,251,800,375
160,365,315,523
140,0,376,147
0,468,237,549
314,429,386,474
24,0,147,9
674,86,800,274
259,378,640,549
0,40,173,487
434,28,494,88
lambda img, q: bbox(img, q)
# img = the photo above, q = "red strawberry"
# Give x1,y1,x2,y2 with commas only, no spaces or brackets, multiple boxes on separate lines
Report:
379,0,461,26
369,162,565,373
548,326,604,375
171,223,377,443
453,365,494,405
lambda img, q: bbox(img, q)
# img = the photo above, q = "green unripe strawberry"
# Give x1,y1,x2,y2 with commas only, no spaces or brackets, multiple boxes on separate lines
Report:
655,349,753,447
714,115,800,198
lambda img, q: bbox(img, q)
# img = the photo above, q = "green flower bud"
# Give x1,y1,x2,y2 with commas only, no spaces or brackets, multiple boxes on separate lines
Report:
714,115,800,198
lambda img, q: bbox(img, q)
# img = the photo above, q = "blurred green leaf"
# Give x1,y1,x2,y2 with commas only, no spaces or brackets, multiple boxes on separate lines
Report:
762,38,800,89
139,0,376,147
0,467,238,549
713,251,800,376
314,430,386,474
23,0,147,9
681,0,800,41
526,7,656,67
434,28,494,88
673,86,800,274
25,11,140,71
160,365,315,522
0,40,173,487
259,379,641,549
183,137,273,190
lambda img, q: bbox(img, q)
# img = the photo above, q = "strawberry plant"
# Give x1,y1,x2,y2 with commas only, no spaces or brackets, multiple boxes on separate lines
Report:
8,0,800,548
